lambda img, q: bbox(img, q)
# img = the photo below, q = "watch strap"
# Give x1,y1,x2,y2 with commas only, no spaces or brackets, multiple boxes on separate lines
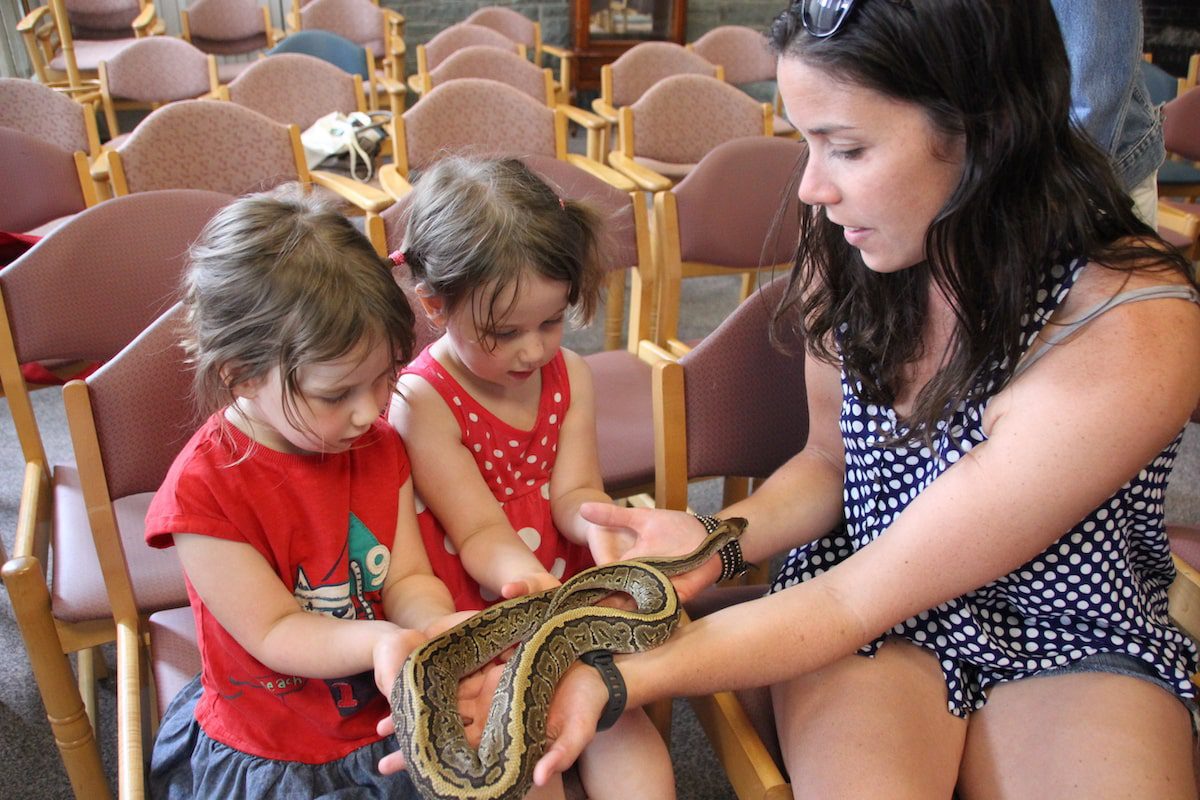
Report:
579,650,626,731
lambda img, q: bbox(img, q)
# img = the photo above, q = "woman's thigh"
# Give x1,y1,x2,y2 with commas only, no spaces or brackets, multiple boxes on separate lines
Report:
958,670,1196,800
771,638,967,800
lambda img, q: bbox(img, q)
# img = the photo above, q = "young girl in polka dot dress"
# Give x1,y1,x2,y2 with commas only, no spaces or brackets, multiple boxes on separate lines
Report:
389,156,675,800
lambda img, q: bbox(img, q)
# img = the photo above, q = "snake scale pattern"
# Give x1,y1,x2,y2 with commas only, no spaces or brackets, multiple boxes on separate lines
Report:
390,517,748,800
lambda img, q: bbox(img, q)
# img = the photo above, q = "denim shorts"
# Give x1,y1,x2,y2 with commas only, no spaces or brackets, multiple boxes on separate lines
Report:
1029,651,1199,734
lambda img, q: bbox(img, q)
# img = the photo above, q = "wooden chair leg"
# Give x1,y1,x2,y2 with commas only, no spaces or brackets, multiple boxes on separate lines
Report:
3,556,112,800
77,645,100,727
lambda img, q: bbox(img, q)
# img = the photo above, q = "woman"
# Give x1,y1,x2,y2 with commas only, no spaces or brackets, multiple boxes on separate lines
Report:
533,1,1200,796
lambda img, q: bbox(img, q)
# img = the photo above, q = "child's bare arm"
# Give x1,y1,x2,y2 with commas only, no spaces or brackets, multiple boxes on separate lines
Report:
381,476,457,630
175,532,407,679
392,374,555,597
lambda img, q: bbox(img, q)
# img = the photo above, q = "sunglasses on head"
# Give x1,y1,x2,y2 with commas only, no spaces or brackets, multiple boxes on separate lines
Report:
799,0,910,39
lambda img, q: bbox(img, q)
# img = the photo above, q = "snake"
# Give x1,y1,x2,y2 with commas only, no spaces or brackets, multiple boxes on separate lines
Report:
390,516,748,800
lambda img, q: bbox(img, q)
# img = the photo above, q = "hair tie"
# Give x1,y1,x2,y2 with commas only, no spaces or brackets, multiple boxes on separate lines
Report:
558,197,566,210
389,250,406,266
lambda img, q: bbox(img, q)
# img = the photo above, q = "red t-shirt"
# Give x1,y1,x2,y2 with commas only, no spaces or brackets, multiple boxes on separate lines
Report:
146,415,410,763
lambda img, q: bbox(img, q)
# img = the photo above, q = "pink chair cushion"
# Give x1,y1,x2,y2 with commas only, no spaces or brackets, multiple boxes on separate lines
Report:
689,25,775,86
0,128,85,233
115,100,299,196
104,37,213,102
1170,524,1200,571
50,37,137,73
430,46,547,103
673,136,804,268
422,23,518,71
1164,89,1200,162
51,473,187,622
404,79,558,170
186,0,267,42
631,74,766,164
301,0,383,50
149,606,200,716
609,41,718,107
0,77,91,152
228,53,359,130
465,6,537,49
584,349,654,492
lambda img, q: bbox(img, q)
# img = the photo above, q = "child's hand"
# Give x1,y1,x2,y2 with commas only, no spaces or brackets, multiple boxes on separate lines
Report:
424,609,477,638
501,571,561,599
372,626,428,699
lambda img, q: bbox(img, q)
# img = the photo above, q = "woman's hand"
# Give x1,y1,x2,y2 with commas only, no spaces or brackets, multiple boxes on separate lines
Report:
579,502,721,601
532,661,610,787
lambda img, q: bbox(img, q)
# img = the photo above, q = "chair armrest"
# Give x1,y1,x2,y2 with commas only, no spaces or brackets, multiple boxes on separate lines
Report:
543,43,572,59
564,154,636,192
16,4,50,32
308,170,394,214
14,461,52,565
132,3,158,36
378,163,412,201
1170,553,1200,642
607,151,672,192
116,615,146,799
665,339,693,358
557,103,605,130
89,149,113,181
636,339,677,366
591,98,619,125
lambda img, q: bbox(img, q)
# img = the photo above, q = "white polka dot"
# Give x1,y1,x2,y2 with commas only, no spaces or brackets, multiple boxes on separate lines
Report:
453,396,463,406
527,455,537,464
540,484,550,500
550,558,566,579
554,392,562,404
484,461,493,470
442,535,457,555
516,527,541,551
549,414,558,424
509,440,519,448
494,449,504,458
414,494,426,514
473,443,482,452
469,412,478,422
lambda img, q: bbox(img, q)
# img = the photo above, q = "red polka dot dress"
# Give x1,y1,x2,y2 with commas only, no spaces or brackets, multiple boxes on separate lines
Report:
402,346,594,611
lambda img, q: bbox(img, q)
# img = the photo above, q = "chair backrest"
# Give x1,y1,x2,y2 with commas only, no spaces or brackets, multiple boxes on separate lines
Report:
624,74,771,164
267,28,368,76
228,52,364,130
298,0,384,53
656,136,805,344
0,127,88,233
654,276,807,510
606,41,719,108
426,45,552,105
464,6,540,61
419,22,521,73
107,99,306,196
182,0,271,51
100,35,213,104
1164,87,1200,162
0,189,232,468
689,25,774,86
1140,59,1179,107
397,78,562,176
63,301,194,624
63,0,140,38
0,77,98,155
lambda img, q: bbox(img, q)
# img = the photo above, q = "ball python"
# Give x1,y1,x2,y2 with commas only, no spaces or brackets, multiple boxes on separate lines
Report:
390,516,748,800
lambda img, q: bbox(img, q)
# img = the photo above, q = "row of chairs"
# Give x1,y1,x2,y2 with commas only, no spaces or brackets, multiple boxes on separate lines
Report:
18,0,404,107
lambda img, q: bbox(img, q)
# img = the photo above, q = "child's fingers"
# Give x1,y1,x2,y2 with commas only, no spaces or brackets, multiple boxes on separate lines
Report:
376,713,396,737
579,500,640,528
377,748,408,775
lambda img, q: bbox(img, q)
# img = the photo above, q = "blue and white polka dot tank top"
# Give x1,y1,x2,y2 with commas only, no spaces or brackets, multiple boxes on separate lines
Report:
771,258,1199,716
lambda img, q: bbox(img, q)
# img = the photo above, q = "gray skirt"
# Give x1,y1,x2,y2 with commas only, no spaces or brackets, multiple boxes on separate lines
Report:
150,675,421,799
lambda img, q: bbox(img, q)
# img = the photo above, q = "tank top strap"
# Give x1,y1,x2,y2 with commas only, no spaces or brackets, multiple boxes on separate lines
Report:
1013,284,1200,380
401,345,479,425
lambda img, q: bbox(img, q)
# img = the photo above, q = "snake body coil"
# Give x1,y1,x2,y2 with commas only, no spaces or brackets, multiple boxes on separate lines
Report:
390,517,748,800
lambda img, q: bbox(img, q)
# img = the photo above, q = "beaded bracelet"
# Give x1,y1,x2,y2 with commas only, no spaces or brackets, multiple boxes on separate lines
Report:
692,513,750,582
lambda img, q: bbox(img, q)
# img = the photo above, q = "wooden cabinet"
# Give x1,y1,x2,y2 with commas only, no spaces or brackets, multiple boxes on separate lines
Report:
571,0,687,92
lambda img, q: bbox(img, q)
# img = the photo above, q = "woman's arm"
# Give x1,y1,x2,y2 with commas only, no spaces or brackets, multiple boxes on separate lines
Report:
542,278,1200,783
392,374,555,598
